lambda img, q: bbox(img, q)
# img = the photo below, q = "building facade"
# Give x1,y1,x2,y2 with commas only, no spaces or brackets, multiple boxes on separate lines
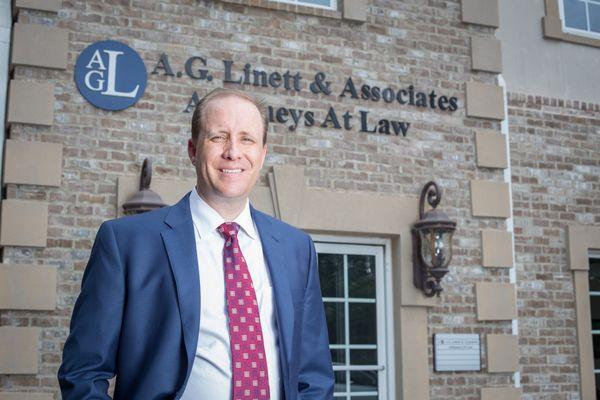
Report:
0,0,598,399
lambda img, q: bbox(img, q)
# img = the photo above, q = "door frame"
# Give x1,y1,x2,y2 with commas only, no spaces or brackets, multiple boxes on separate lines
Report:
312,234,395,400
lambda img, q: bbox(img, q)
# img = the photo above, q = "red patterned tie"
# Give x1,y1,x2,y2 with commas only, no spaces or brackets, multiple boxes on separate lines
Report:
218,222,270,400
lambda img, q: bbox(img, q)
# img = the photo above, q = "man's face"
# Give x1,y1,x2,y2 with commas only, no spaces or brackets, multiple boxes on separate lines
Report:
188,95,267,207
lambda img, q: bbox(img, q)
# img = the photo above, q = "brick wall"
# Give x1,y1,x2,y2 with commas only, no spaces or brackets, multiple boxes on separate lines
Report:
508,93,600,399
2,0,497,397
1,1,597,399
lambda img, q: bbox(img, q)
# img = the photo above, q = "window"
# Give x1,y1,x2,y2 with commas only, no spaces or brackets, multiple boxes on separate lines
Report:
590,252,600,399
272,0,336,11
315,239,393,399
560,0,600,38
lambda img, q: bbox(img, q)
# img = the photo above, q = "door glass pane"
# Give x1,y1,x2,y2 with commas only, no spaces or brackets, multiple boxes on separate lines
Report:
348,255,376,298
331,348,345,364
350,370,378,392
588,3,600,32
589,258,600,291
349,303,377,344
590,296,600,330
319,253,344,298
590,259,600,332
350,349,378,365
594,334,600,369
334,371,346,393
564,0,589,30
324,302,345,345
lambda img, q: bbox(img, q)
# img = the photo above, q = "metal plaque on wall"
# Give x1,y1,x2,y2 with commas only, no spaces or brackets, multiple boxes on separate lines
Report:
433,333,481,372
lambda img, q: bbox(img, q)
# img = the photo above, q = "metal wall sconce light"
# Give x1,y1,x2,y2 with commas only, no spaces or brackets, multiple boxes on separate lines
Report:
412,181,457,297
122,158,167,215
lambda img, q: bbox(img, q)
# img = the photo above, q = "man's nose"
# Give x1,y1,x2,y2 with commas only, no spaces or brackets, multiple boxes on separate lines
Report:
223,138,242,159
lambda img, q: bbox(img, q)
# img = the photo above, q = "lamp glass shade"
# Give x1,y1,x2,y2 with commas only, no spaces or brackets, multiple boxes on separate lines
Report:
419,228,454,268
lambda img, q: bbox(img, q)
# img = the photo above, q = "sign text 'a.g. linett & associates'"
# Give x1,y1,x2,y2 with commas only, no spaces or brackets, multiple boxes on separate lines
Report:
152,55,460,137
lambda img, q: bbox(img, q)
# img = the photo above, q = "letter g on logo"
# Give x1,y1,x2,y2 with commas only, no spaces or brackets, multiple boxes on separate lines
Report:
75,40,147,111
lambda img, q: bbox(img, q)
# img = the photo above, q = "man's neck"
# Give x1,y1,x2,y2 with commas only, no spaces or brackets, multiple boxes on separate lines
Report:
195,187,247,221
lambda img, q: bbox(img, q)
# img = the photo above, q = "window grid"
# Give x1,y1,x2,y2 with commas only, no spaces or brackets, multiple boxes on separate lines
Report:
333,392,379,397
560,0,600,39
589,257,600,383
272,0,336,11
323,297,377,303
316,242,387,400
330,345,378,350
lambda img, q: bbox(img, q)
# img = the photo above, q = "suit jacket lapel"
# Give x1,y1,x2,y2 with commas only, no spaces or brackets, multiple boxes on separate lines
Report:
251,206,294,384
161,192,200,384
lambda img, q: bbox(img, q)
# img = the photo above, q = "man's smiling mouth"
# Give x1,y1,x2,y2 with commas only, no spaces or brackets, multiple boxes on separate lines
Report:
220,169,243,174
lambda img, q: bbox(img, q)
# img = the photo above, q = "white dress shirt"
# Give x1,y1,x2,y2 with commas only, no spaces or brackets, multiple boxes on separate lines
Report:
180,189,281,400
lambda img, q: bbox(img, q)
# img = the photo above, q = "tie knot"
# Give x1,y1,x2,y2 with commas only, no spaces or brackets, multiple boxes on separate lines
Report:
217,222,240,239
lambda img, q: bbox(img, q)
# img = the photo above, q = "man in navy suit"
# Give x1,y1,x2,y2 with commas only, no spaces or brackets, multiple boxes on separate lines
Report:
58,88,334,399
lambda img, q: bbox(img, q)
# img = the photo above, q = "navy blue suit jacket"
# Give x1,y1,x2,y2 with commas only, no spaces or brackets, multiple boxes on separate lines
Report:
58,192,334,399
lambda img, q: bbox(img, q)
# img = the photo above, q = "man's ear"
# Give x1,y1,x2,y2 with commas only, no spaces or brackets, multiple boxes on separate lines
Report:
187,138,197,165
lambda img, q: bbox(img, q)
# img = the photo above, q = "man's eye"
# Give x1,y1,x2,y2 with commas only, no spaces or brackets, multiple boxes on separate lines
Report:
211,135,226,142
242,137,255,143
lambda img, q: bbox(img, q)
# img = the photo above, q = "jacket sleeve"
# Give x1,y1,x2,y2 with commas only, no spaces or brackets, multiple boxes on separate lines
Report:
297,235,335,399
57,221,125,399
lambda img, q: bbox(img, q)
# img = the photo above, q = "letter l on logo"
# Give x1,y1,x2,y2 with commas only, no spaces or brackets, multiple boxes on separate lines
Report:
101,50,140,98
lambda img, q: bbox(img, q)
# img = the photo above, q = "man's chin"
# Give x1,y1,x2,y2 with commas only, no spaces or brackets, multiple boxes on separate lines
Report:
195,185,249,204
214,190,251,203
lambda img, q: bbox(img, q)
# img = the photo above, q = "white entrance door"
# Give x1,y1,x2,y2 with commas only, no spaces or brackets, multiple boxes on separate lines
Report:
315,242,388,400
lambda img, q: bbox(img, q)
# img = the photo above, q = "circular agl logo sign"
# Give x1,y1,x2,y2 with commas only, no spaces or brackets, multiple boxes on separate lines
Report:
74,40,147,111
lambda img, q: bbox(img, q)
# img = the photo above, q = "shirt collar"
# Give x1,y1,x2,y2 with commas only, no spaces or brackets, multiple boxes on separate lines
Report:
189,187,257,240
